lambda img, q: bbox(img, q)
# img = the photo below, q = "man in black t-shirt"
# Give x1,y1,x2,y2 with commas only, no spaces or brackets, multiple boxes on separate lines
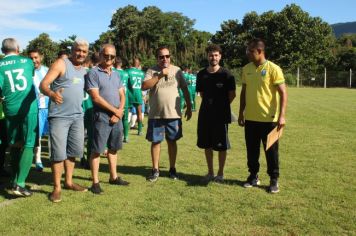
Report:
196,44,236,183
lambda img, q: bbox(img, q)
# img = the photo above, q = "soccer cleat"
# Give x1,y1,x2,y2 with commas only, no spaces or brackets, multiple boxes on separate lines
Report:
168,168,179,180
268,179,280,193
12,185,33,197
147,169,159,182
243,175,261,188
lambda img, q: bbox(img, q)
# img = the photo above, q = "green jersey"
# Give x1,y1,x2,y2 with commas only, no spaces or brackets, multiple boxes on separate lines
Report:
83,67,93,113
0,54,37,116
113,68,130,108
126,67,145,104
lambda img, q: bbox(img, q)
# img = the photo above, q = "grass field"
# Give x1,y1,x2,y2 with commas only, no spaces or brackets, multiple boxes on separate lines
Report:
0,88,355,235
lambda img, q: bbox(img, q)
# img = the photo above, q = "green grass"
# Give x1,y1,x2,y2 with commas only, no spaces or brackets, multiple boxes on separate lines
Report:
0,88,355,235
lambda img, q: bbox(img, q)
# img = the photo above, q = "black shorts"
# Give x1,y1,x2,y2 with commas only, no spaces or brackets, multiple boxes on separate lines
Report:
197,121,230,151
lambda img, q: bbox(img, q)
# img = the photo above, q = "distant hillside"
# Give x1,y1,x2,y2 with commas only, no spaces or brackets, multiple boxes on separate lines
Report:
332,21,356,37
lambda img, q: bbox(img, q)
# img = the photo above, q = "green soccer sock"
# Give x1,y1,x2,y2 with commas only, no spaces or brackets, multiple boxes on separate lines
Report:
138,121,143,133
123,119,129,139
16,147,33,188
10,147,21,186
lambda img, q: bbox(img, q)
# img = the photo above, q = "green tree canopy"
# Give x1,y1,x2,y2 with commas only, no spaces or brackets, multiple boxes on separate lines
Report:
212,4,336,72
25,33,59,66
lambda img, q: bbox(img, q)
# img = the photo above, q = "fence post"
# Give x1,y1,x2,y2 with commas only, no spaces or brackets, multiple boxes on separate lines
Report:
350,68,352,88
324,67,327,88
297,67,300,88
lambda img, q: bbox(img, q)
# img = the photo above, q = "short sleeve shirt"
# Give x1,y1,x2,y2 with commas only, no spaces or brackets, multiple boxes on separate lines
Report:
85,67,123,118
144,65,187,119
242,60,285,122
0,54,37,116
196,67,236,123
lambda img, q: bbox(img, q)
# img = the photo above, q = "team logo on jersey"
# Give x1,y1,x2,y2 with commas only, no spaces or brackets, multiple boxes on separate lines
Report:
72,77,82,84
216,83,223,88
261,69,267,78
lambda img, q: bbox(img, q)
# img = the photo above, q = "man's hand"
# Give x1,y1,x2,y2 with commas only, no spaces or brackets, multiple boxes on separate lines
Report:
277,116,286,131
50,88,64,104
109,115,120,124
114,108,124,119
238,113,245,127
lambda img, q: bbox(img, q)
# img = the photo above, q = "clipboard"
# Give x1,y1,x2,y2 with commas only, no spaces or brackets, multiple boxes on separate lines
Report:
266,126,284,151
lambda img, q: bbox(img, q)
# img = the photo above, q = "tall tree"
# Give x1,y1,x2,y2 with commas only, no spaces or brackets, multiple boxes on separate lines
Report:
212,4,336,72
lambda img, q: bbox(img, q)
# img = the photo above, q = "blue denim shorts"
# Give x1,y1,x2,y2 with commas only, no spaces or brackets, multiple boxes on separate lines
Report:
49,116,84,161
146,119,182,143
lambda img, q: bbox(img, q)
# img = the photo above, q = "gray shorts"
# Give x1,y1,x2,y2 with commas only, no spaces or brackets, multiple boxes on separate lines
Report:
49,116,84,161
92,112,123,154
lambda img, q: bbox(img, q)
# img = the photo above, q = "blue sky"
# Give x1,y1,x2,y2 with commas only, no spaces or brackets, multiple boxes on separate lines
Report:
1,0,355,49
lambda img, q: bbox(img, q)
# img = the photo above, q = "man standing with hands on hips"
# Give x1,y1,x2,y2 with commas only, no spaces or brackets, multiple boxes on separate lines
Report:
142,46,192,182
238,38,287,193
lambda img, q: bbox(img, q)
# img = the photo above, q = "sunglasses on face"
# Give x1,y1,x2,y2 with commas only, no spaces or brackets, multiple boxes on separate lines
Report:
158,55,170,60
103,54,116,60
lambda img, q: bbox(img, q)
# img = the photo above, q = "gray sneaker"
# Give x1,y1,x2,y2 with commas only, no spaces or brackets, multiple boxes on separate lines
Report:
214,175,224,183
147,169,159,182
243,175,261,188
268,179,279,193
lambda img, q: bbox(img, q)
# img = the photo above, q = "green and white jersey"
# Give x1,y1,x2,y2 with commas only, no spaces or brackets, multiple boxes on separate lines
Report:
190,73,197,91
113,68,130,108
126,67,145,104
82,67,93,113
0,54,37,116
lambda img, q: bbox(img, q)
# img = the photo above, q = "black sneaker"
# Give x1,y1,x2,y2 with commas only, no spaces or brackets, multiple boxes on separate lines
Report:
243,175,261,188
168,168,179,180
147,169,159,182
89,183,103,194
12,185,33,197
268,179,279,193
109,177,130,186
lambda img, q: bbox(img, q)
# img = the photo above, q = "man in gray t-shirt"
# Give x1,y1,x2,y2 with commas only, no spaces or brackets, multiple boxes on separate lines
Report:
142,46,192,182
85,44,129,194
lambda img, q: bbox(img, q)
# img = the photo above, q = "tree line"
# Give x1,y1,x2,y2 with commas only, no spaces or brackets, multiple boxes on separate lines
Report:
10,4,356,84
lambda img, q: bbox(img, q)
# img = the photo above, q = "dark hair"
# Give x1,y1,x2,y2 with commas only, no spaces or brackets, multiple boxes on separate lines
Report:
247,38,266,51
206,44,222,54
156,46,170,57
28,48,42,55
57,49,69,58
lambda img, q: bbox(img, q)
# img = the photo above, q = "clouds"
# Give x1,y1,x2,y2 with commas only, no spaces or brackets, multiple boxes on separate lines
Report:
0,0,73,31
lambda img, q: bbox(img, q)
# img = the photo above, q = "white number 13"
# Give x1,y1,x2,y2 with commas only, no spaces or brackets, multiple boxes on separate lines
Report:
5,69,27,92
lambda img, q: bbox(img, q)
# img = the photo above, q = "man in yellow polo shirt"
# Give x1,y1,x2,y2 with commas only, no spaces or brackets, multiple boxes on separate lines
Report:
238,38,287,193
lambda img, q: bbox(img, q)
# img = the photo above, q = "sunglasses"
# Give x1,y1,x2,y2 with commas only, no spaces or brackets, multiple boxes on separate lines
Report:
103,54,116,60
158,55,170,60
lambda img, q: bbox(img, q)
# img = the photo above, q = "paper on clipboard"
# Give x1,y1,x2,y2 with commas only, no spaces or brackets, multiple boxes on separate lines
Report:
266,126,284,151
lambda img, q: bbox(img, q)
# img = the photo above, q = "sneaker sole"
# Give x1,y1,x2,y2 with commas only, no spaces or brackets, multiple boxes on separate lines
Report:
243,180,261,188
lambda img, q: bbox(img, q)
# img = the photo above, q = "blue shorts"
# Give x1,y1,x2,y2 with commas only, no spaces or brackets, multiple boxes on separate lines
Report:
92,112,123,154
49,116,84,161
146,119,182,143
38,108,49,137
